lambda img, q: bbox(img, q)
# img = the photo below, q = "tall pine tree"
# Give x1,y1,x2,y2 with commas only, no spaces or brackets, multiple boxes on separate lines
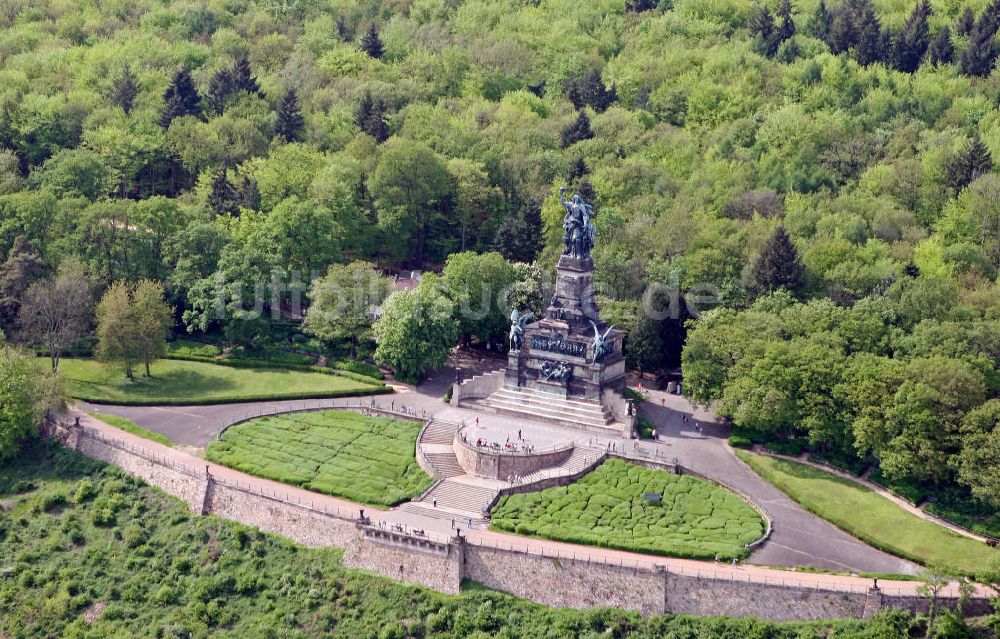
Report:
160,68,201,129
828,4,858,54
355,92,390,143
892,0,931,73
811,0,833,41
752,227,804,297
961,13,1000,77
359,22,384,59
945,134,993,191
207,67,235,115
111,64,140,114
239,175,261,212
274,89,305,143
232,54,262,96
928,27,954,65
208,163,240,217
561,111,594,147
776,0,796,43
853,0,888,66
956,6,975,35
749,6,779,57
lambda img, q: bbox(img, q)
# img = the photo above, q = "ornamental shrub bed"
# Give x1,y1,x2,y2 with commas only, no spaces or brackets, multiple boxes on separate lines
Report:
205,410,432,507
490,459,764,560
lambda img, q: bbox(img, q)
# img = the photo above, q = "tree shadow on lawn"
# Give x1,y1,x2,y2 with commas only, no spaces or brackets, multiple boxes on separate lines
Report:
112,369,239,398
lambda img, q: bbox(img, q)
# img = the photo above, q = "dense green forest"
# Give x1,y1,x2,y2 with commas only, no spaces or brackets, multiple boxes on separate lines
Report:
1,0,1000,538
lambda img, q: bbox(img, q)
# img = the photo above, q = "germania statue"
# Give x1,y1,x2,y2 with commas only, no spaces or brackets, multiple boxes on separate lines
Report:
559,186,596,260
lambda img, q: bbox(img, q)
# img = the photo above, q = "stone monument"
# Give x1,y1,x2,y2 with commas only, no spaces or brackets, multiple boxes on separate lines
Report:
481,188,629,433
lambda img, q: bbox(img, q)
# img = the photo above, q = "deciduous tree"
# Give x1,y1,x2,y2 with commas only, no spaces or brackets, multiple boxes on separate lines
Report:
18,258,93,371
373,277,458,384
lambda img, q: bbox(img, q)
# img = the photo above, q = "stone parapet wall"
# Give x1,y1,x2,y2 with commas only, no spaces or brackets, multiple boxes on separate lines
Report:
73,427,209,513
342,527,464,595
451,369,505,406
206,479,357,548
464,543,666,615
453,435,575,479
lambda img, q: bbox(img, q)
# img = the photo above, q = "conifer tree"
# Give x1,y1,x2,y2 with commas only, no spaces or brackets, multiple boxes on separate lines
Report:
776,0,796,43
828,4,858,54
111,64,140,114
359,22,384,59
355,92,390,143
567,157,588,181
208,164,240,217
626,0,657,12
207,66,235,115
928,26,954,65
159,68,201,129
239,175,260,212
232,54,262,96
561,111,593,147
956,6,975,35
853,0,888,65
750,6,779,57
494,198,542,263
961,15,1000,77
810,0,833,42
274,89,305,142
751,227,804,296
945,134,993,191
580,69,617,112
893,0,931,73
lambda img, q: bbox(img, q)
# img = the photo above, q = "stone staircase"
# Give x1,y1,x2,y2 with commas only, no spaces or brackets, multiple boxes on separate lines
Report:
418,420,464,478
423,452,464,478
519,446,605,486
420,420,457,445
475,387,619,432
399,478,499,521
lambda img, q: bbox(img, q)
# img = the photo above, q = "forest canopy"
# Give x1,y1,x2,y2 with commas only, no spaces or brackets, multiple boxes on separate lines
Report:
1,0,1000,510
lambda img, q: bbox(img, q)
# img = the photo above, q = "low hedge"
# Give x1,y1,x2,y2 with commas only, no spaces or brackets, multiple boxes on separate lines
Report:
329,359,384,380
728,435,753,449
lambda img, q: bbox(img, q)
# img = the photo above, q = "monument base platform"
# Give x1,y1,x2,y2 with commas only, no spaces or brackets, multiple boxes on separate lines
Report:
472,387,626,436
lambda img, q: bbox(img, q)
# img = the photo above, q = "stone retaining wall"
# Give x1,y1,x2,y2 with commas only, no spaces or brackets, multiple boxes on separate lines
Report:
206,479,357,547
453,435,575,479
450,369,505,406
464,543,666,615
342,527,464,595
43,418,993,622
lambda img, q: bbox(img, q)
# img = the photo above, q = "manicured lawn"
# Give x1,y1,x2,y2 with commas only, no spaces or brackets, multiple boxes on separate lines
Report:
490,458,764,561
53,357,387,405
205,410,432,507
737,451,1000,576
86,412,172,447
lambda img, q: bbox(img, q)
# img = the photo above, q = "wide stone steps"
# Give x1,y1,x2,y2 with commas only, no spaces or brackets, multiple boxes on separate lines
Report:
479,394,614,429
424,451,464,478
420,420,457,445
420,479,498,515
396,502,489,526
520,447,604,485
491,387,615,413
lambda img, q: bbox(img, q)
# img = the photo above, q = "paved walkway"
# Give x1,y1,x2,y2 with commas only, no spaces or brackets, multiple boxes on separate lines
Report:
71,408,988,600
79,357,927,575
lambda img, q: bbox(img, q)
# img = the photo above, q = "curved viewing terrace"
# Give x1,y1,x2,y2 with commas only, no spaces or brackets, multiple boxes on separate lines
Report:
453,423,578,480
